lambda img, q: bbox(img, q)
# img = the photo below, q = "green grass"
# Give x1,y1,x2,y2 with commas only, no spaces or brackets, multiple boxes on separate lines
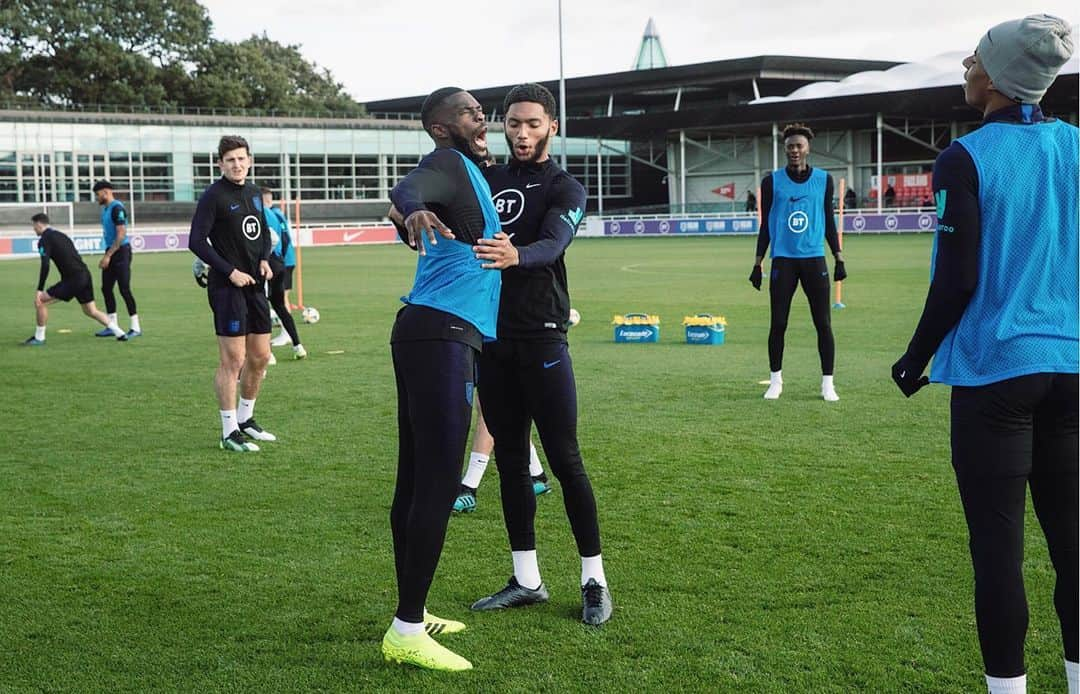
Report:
0,236,1065,692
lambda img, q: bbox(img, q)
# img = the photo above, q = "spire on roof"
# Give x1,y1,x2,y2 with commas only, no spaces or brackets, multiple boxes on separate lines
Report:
633,17,667,70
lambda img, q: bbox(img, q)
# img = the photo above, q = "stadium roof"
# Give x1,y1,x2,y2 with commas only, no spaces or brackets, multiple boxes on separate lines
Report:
565,55,1080,140
364,55,901,120
754,49,1080,103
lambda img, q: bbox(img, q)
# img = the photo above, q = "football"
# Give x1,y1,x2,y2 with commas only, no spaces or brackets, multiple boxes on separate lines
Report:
302,306,321,324
191,258,208,287
568,308,581,327
270,308,281,327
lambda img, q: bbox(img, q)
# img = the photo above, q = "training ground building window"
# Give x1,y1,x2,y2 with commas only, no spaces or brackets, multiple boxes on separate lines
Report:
192,152,403,201
565,153,631,199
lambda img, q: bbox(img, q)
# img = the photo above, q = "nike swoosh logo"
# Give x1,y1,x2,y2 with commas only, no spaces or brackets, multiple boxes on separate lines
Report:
789,196,806,202
543,360,561,369
344,231,364,243
230,203,240,210
526,183,541,189
450,325,464,331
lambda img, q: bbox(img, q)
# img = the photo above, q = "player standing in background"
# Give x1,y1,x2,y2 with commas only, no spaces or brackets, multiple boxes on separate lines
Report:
24,213,126,345
188,135,276,453
261,188,306,360
892,15,1077,694
453,401,551,514
749,123,846,401
92,180,141,339
382,87,501,672
469,83,612,625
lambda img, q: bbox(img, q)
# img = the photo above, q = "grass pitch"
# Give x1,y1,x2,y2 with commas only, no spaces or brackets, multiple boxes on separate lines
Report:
0,235,1065,692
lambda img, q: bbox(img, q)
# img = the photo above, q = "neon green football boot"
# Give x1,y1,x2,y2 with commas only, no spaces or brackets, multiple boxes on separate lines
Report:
381,626,472,672
423,610,466,636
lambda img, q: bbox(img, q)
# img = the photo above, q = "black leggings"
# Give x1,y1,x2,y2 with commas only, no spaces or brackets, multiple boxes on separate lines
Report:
390,338,476,623
478,339,601,558
268,263,300,345
102,245,137,315
767,256,834,374
950,373,1078,677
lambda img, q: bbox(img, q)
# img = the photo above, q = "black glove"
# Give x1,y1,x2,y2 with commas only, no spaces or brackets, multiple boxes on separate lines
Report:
749,264,762,291
834,260,847,282
891,356,930,397
195,274,207,288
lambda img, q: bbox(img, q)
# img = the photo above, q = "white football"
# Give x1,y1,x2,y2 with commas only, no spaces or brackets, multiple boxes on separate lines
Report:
568,308,581,327
270,307,281,327
302,306,321,324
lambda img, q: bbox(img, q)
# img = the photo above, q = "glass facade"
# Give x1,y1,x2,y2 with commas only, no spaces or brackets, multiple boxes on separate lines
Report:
0,118,631,203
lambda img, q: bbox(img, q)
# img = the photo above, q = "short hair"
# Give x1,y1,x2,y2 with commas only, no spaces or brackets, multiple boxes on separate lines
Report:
31,212,49,224
217,135,250,160
259,186,273,196
92,180,113,192
782,123,815,140
503,83,557,118
420,87,464,132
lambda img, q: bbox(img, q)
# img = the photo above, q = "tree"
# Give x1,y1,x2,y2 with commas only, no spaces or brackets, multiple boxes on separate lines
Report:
190,35,363,115
0,0,362,114
0,0,210,106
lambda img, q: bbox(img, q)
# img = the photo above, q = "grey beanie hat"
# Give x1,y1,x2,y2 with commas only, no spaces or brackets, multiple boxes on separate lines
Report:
977,14,1075,103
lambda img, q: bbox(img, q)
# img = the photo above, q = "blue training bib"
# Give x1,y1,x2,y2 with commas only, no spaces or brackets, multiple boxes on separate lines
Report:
768,168,828,258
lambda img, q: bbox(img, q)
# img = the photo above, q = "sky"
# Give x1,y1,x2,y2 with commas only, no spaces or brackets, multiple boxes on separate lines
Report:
201,1,1078,102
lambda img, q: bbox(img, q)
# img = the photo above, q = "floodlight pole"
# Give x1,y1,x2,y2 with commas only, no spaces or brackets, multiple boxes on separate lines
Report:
558,0,567,170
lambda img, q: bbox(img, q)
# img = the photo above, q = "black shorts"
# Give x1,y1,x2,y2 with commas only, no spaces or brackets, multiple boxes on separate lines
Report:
283,266,294,290
105,244,132,274
47,273,94,304
207,278,271,337
769,255,830,291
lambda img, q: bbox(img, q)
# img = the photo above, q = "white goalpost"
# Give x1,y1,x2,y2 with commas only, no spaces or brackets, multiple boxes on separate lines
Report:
0,201,75,235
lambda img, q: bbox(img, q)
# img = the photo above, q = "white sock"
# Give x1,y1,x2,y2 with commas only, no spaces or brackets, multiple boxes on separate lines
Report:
107,312,117,324
34,325,46,341
822,374,839,401
511,550,542,590
528,443,543,477
220,409,238,438
1066,660,1079,694
461,452,489,488
764,370,783,399
581,553,607,587
108,321,124,337
391,617,424,636
130,314,140,332
986,673,1026,694
238,398,256,424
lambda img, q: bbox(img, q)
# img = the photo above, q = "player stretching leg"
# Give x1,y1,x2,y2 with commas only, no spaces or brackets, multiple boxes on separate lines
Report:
25,214,125,345
188,135,277,452
381,87,501,672
453,397,551,514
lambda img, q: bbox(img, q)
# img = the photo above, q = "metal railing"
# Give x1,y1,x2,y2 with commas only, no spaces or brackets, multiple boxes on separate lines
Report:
0,99,421,122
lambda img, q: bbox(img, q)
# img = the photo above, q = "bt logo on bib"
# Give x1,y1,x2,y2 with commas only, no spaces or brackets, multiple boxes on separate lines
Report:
241,215,262,240
787,210,809,234
492,189,525,225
